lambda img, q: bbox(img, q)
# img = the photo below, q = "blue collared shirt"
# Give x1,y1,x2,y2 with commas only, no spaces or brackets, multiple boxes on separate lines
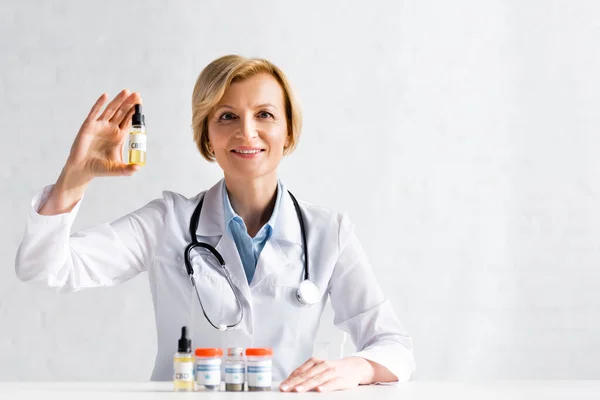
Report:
222,181,283,284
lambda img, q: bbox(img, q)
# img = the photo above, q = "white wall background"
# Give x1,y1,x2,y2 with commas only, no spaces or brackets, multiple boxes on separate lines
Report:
1,0,600,381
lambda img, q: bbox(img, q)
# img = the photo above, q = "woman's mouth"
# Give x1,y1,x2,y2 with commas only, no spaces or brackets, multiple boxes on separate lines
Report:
231,147,265,159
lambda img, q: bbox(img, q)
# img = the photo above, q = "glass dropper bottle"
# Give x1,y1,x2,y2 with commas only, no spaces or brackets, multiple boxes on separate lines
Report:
128,104,146,166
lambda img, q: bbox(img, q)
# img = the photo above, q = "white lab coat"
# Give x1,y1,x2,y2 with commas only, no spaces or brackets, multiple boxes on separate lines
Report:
15,179,415,382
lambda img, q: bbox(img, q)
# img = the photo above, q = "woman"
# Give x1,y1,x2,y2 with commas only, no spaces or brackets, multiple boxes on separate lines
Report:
15,55,415,392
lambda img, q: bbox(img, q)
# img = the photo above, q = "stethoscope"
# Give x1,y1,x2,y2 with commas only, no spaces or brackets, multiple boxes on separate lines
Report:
184,190,321,331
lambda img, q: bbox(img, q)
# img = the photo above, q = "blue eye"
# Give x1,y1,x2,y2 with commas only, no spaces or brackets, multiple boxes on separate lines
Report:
257,111,274,119
219,112,236,121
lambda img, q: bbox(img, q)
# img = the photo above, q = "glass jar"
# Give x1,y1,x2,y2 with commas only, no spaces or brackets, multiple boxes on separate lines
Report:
225,347,245,392
245,348,273,392
194,348,223,391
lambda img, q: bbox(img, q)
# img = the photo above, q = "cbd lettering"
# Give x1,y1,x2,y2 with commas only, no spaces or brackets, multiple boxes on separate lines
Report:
175,372,190,380
130,142,146,150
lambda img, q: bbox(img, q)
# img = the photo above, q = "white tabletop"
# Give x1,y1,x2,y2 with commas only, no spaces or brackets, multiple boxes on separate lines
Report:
2,381,600,399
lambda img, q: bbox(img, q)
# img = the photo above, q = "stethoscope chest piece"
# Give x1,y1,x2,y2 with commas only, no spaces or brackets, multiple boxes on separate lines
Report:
296,279,321,306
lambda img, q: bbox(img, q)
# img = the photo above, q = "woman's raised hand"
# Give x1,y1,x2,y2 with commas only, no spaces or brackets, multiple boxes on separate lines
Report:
38,90,142,215
64,89,142,185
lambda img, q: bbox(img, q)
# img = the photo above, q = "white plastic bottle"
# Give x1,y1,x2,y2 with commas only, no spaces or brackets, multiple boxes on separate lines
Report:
246,348,273,392
225,347,245,392
194,348,223,391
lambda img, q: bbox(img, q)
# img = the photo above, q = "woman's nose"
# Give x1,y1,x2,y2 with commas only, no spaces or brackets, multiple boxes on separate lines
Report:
236,116,258,139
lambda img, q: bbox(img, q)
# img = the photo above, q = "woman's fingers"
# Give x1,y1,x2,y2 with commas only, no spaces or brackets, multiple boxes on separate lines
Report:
286,357,319,378
280,357,319,389
280,358,325,392
281,358,367,393
84,90,141,128
90,159,140,177
119,105,137,130
98,89,130,121
315,377,346,392
292,366,338,392
121,163,141,176
85,93,108,122
111,92,142,127
105,163,140,176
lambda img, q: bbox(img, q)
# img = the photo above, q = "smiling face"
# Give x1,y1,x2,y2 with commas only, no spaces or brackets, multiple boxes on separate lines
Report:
207,73,289,182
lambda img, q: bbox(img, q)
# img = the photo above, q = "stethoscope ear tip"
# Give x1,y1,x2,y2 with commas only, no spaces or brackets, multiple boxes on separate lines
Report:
296,280,320,306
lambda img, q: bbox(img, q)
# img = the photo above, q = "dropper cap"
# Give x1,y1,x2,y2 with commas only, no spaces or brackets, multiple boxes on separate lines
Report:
132,104,145,126
177,326,191,353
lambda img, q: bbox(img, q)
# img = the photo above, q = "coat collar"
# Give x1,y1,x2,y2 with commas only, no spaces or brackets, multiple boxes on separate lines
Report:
195,178,303,246
271,184,303,246
195,179,226,237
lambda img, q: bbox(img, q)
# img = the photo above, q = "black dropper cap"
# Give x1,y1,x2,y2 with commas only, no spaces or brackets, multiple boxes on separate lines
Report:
132,104,145,126
177,326,191,353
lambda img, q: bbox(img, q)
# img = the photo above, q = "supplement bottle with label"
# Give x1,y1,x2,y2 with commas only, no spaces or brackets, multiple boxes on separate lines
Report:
194,348,223,391
246,348,273,392
225,347,245,392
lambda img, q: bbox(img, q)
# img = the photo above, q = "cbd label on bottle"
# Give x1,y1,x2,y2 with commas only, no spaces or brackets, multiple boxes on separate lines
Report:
129,133,146,151
174,358,194,382
128,104,146,166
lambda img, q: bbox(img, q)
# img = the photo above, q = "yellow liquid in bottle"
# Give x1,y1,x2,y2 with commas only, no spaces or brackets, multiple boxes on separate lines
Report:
173,355,195,392
173,354,194,392
174,378,194,392
128,128,146,166
128,147,146,166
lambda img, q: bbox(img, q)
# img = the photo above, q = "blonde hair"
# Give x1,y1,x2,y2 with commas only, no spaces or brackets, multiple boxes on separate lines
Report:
192,55,302,162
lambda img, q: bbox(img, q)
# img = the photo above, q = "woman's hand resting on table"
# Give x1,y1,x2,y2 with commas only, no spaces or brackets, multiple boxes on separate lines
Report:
280,356,397,393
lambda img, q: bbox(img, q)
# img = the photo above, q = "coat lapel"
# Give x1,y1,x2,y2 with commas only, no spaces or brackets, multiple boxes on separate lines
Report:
272,183,304,246
252,183,304,287
251,239,289,288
